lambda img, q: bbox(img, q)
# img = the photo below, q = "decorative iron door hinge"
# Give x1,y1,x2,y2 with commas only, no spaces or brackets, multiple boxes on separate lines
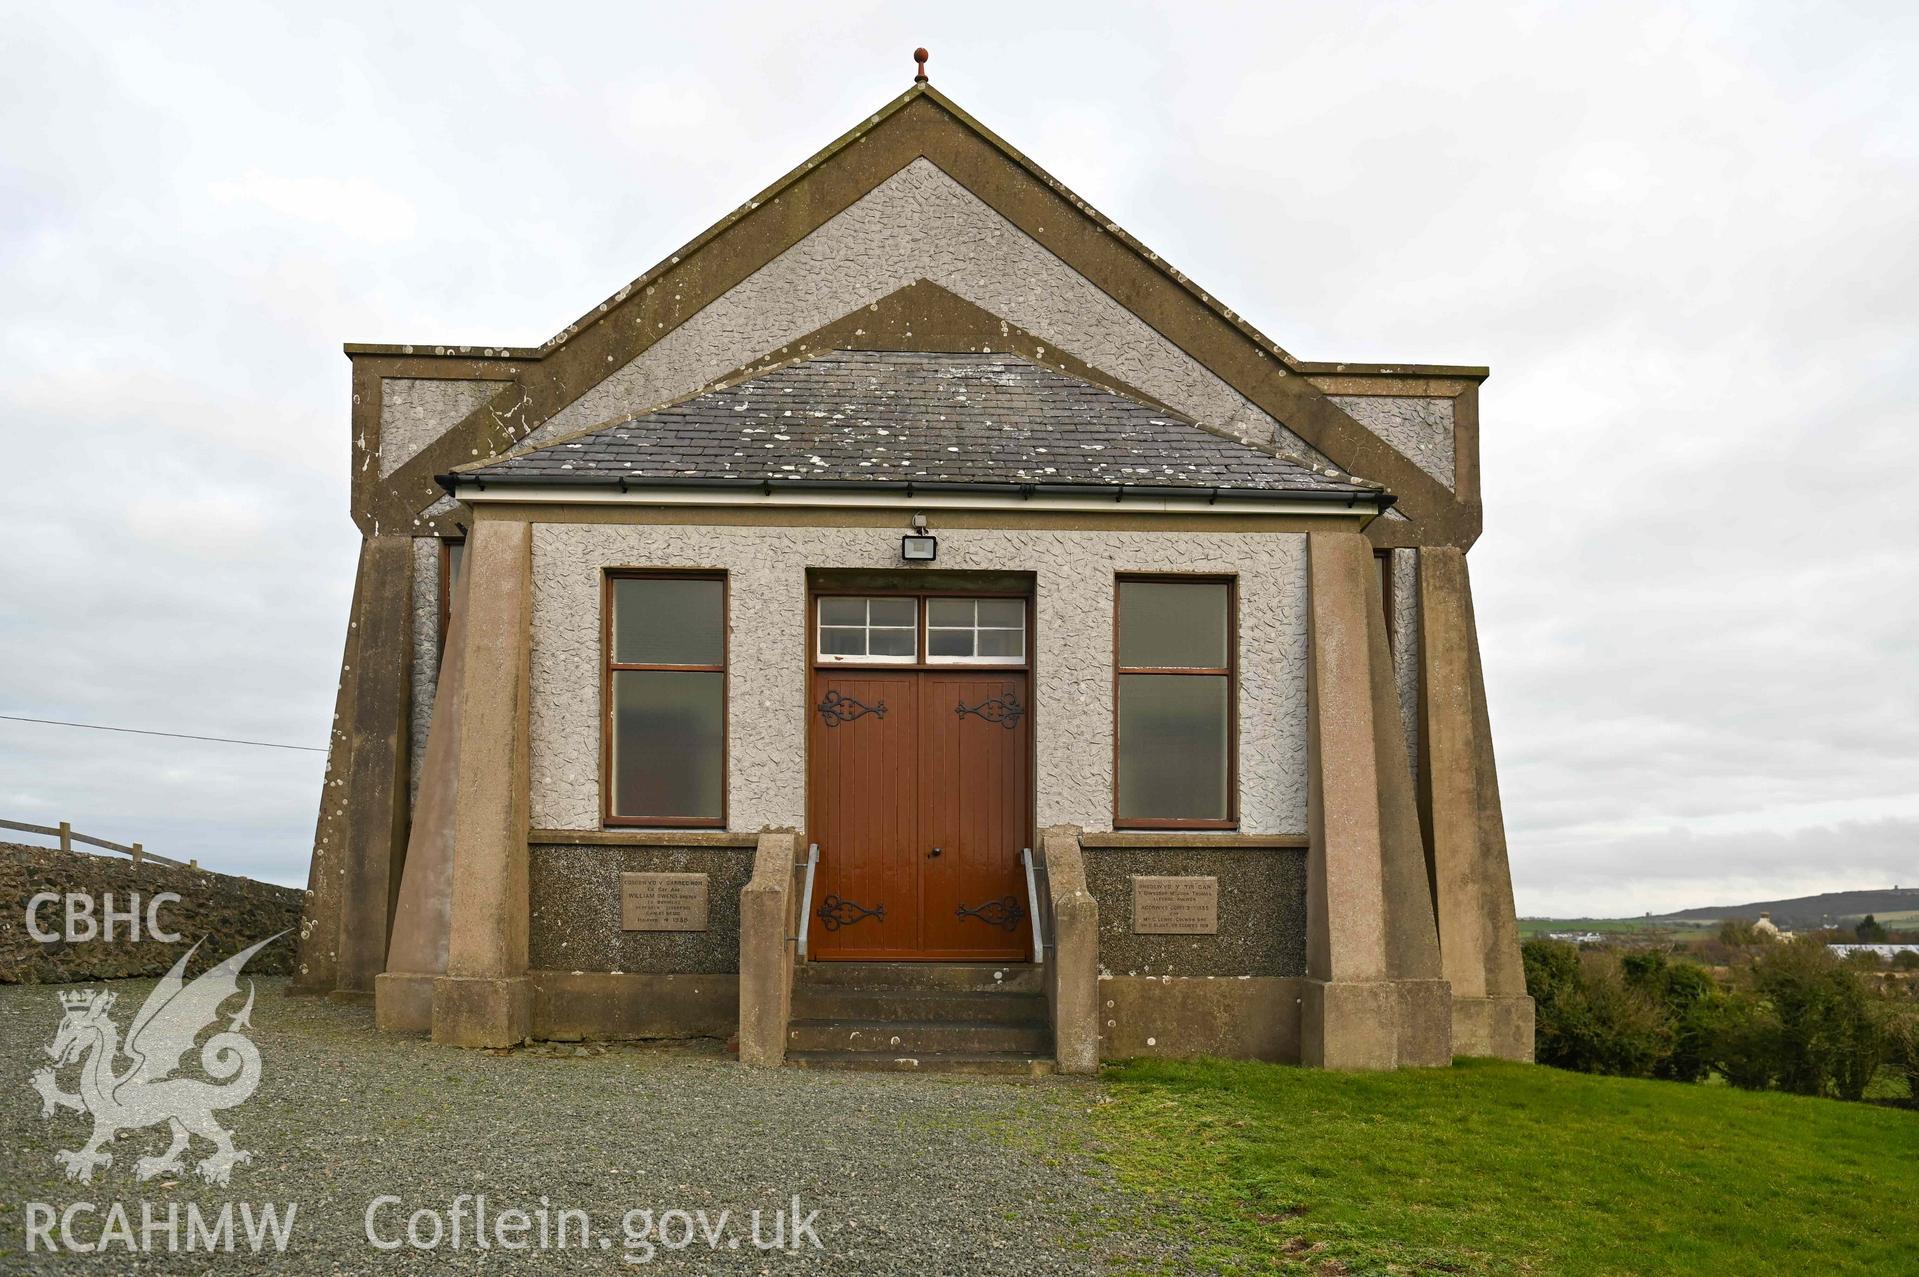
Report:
817,894,886,931
955,693,1023,729
955,896,1028,931
817,690,887,726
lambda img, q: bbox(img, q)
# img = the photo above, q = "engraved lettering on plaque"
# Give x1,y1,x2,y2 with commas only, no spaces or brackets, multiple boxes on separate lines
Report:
1131,875,1219,935
620,872,709,932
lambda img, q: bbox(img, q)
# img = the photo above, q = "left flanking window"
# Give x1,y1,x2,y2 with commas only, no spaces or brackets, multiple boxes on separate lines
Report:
605,572,726,826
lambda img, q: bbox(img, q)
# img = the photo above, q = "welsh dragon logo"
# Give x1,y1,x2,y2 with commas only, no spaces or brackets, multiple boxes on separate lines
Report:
30,933,284,1186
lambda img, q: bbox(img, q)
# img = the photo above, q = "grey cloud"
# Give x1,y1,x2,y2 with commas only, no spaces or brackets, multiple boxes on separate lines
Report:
2,4,1913,911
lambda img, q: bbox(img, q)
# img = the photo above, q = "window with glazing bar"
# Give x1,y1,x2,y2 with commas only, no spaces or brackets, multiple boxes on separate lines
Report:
605,573,726,825
1114,576,1236,827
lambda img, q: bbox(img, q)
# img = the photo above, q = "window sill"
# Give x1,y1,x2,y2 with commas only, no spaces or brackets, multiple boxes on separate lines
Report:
1111,820,1241,832
529,829,759,848
1084,831,1307,849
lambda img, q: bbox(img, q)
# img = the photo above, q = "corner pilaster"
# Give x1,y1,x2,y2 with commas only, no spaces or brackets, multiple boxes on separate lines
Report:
376,550,472,1032
1417,547,1532,1059
305,535,414,996
431,517,534,1048
1303,531,1452,1069
294,538,371,995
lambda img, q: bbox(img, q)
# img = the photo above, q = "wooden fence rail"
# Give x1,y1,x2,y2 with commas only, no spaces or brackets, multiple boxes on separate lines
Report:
0,819,192,870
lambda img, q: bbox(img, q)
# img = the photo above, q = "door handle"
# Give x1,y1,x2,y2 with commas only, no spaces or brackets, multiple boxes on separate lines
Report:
928,847,942,858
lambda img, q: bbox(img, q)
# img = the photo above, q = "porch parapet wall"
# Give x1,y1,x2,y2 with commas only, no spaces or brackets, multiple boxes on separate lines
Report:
1040,826,1099,1075
738,831,799,1068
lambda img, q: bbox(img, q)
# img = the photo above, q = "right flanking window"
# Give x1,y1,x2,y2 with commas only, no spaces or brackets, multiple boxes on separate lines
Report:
1114,576,1236,828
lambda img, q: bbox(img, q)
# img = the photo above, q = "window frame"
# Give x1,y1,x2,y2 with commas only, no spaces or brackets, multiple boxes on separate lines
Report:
813,594,923,665
924,595,1027,666
1110,573,1239,831
809,590,1031,671
601,569,729,829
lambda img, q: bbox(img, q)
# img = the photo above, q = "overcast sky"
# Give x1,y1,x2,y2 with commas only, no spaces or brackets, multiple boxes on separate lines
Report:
2,2,1913,917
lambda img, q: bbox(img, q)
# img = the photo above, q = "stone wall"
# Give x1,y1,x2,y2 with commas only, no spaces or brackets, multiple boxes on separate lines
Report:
528,844,752,974
1098,976,1304,1063
0,842,302,983
1082,845,1307,978
407,535,442,805
1389,547,1422,782
528,521,1311,835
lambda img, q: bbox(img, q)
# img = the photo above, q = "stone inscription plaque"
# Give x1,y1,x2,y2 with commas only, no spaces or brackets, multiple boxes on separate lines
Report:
1131,875,1219,935
620,872,709,932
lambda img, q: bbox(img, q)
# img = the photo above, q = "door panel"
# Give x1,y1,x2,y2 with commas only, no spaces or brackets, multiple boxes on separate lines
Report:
806,673,919,958
805,665,1033,960
919,673,1031,958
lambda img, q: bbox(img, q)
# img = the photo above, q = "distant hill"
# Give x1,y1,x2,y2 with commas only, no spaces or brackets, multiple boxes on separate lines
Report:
1659,887,1919,930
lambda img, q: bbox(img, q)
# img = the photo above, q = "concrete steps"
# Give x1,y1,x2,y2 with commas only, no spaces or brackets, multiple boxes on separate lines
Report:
788,1018,1050,1055
794,961,1043,993
790,986,1047,1024
786,1050,1055,1076
786,961,1053,1073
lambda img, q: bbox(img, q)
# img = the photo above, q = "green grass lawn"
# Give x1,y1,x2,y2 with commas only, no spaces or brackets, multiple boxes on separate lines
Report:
1094,1057,1918,1276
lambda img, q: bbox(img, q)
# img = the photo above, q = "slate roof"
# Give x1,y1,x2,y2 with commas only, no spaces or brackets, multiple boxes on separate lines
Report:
448,350,1387,502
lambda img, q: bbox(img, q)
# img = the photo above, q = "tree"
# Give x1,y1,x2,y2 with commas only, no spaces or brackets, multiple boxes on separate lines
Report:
1621,949,1722,1082
1882,1002,1919,1104
1747,938,1885,1100
1523,940,1669,1078
1855,915,1889,942
1705,994,1779,1091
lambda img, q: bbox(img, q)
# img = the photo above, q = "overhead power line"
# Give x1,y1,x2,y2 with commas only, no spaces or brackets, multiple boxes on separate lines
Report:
0,714,327,754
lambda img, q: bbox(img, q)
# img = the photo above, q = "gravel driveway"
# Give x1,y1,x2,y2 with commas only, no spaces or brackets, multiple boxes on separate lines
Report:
0,978,1168,1275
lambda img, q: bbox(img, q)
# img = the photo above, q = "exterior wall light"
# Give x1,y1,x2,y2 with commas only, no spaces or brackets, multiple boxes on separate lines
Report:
901,513,938,562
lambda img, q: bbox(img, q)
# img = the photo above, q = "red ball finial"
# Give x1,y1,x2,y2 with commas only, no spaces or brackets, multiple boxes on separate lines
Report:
913,48,929,84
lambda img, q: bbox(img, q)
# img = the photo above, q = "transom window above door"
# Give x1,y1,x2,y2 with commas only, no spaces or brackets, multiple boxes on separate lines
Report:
815,594,1028,665
818,596,918,661
927,597,1025,662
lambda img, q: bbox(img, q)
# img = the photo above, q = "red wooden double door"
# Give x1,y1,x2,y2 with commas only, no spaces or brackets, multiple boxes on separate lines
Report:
806,637,1033,960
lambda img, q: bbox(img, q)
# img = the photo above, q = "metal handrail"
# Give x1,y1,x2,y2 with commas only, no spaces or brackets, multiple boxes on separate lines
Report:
795,843,820,960
1021,846,1045,965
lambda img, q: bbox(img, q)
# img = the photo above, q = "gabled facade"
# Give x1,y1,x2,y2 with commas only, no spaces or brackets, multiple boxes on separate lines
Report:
295,81,1530,1071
